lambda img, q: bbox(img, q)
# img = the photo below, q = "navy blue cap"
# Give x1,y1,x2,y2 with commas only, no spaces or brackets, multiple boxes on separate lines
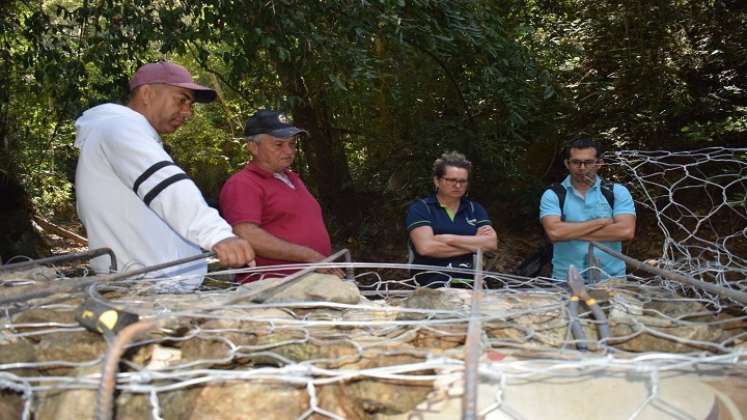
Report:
244,110,309,139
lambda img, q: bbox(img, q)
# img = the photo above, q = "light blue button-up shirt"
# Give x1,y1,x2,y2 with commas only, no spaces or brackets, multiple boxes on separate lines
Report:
539,175,636,281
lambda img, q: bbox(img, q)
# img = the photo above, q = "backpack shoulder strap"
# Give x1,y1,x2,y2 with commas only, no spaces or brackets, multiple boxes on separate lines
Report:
545,183,566,221
600,179,615,209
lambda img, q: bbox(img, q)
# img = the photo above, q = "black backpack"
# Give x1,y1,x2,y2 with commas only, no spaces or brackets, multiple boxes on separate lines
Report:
514,180,616,277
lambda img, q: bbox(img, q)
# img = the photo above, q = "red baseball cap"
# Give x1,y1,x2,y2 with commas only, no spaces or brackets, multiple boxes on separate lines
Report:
128,61,217,103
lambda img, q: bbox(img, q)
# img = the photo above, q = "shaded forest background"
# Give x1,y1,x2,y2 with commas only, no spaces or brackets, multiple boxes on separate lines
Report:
1,0,745,268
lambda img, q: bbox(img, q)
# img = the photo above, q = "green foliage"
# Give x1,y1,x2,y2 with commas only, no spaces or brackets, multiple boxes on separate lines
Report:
165,107,247,200
1,0,745,251
521,0,747,150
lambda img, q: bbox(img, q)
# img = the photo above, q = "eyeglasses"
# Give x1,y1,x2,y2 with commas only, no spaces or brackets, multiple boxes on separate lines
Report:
568,159,599,168
440,177,469,186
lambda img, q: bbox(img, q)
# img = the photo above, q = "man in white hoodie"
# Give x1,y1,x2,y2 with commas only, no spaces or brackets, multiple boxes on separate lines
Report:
75,61,255,291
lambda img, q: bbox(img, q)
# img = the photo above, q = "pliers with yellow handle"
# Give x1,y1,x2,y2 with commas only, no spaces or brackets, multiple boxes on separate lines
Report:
75,299,139,339
567,265,610,351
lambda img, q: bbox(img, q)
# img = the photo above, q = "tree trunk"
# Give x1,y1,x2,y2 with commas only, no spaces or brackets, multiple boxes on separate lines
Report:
0,3,48,262
280,71,360,238
0,170,47,263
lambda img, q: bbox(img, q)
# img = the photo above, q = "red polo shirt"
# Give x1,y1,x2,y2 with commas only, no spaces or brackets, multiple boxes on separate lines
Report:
219,163,332,281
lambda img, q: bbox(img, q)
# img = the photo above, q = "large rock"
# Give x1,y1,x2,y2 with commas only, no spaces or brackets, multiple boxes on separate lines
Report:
35,331,107,375
1,278,81,316
35,366,98,420
179,308,296,365
395,288,466,321
346,376,433,415
178,305,362,368
316,384,369,419
482,291,568,348
40,388,158,420
163,381,309,420
0,338,39,385
251,329,361,368
240,273,361,304
411,324,466,350
342,297,399,323
342,345,432,415
477,284,728,353
0,391,24,420
391,288,469,350
12,307,77,329
605,288,725,352
0,266,58,285
0,338,36,365
114,393,153,420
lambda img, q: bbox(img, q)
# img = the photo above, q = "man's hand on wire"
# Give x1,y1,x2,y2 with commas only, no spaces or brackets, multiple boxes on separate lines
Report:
317,266,346,278
304,249,345,278
212,237,256,268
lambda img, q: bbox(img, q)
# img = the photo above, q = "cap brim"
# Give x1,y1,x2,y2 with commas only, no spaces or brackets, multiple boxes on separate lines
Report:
268,127,309,139
171,82,217,103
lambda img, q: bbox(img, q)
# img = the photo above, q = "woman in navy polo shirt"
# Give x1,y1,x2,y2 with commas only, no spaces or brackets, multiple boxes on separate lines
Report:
405,151,498,287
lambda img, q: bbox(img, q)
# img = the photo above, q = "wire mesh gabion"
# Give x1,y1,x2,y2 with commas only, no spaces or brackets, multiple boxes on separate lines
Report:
1,148,746,419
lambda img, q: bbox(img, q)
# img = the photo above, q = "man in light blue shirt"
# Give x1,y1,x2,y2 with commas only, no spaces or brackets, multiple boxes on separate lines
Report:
539,139,636,281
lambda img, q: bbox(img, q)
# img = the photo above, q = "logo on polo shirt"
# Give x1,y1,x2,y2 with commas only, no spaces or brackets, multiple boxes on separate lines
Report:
465,217,477,226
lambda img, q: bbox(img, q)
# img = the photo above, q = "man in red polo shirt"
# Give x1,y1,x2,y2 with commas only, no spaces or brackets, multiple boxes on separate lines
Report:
219,110,342,282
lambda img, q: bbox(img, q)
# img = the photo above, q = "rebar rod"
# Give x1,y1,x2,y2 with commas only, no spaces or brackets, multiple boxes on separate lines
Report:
462,249,483,420
590,241,747,305
0,251,215,306
0,248,117,273
95,319,158,420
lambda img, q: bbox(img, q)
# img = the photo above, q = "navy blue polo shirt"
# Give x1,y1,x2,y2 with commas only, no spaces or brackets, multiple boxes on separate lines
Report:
405,194,492,269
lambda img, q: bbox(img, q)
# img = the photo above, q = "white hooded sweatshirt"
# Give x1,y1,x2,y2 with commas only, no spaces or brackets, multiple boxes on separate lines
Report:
75,103,234,291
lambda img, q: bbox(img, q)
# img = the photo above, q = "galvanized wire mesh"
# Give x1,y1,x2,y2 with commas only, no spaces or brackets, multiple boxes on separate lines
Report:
1,148,746,419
